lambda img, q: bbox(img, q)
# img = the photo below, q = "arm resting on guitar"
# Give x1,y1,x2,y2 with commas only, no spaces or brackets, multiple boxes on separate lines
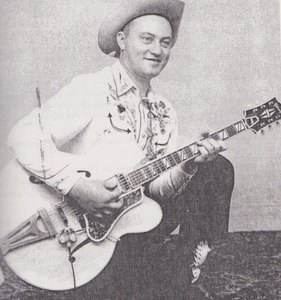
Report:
7,74,100,195
146,162,197,202
146,118,197,202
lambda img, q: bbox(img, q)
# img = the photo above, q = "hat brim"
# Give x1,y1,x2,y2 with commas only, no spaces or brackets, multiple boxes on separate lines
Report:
98,0,185,56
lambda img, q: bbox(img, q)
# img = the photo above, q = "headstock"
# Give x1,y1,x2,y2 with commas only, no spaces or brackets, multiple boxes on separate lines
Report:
243,98,281,133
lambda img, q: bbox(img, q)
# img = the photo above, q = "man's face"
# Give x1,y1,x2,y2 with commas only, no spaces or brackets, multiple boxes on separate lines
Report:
119,15,173,80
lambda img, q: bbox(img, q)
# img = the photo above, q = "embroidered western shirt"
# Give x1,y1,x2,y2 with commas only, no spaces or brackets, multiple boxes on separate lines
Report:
8,61,196,199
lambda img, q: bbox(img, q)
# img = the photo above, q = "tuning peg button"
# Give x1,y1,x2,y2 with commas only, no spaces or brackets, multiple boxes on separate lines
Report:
261,129,265,135
268,125,273,131
276,121,280,126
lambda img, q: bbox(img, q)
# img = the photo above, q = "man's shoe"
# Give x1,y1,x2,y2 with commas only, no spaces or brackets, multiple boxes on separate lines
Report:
190,241,211,283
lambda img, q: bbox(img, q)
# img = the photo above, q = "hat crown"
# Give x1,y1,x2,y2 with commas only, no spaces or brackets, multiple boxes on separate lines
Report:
98,0,185,56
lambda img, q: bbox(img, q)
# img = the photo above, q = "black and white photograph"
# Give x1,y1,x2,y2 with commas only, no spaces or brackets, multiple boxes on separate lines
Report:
0,0,280,299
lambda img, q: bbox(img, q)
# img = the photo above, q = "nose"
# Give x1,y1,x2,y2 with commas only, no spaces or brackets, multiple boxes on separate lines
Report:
150,41,162,56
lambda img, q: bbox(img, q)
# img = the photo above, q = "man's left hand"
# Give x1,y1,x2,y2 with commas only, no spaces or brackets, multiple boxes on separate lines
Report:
194,138,227,163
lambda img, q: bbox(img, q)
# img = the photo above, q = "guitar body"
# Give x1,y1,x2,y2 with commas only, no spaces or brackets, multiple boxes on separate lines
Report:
1,97,280,291
0,133,163,290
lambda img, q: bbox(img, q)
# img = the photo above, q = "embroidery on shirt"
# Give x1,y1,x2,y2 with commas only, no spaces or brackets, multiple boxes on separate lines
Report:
107,64,175,159
117,104,126,120
149,100,172,135
106,79,136,136
123,106,137,137
144,136,157,160
142,99,174,159
107,83,118,102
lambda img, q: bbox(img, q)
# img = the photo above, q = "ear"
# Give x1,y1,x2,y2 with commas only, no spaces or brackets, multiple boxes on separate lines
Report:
116,31,126,51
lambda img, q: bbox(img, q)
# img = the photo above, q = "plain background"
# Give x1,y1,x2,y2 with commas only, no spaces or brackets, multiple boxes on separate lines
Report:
0,0,280,231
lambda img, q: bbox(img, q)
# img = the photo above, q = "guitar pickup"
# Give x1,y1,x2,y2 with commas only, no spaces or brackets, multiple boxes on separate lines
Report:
116,173,132,192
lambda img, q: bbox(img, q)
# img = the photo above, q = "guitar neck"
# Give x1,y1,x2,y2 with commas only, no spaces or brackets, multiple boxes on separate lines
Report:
119,119,247,190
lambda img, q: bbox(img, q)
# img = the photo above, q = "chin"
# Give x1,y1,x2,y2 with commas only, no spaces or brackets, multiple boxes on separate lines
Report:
142,68,162,79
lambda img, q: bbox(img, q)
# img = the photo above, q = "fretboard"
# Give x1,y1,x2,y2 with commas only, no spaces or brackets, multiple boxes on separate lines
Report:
119,119,247,190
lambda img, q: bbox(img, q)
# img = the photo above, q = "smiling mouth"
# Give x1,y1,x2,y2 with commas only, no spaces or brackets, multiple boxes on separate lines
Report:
145,58,162,63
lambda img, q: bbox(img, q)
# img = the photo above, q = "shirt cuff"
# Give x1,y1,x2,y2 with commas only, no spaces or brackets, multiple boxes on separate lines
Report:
44,165,82,195
170,163,198,196
179,161,198,178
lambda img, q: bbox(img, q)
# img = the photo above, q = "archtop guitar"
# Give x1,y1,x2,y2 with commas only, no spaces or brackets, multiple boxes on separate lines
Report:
0,98,280,290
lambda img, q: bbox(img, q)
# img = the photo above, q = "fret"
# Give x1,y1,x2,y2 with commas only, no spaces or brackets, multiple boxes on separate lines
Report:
139,169,146,180
127,162,160,188
124,119,247,190
234,121,246,133
225,125,237,138
127,175,136,187
152,160,162,174
156,159,166,172
190,143,199,156
210,132,220,141
166,154,177,168
128,171,144,187
142,165,154,179
137,171,146,184
211,122,245,142
183,146,193,159
171,151,182,164
149,163,159,176
159,158,167,171
170,153,178,165
216,129,229,140
181,148,187,160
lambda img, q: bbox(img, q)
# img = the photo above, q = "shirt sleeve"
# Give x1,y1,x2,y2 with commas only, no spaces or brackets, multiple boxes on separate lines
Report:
145,99,197,202
7,74,101,194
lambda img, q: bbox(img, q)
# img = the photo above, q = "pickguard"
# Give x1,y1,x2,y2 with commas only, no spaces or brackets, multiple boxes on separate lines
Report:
86,188,143,241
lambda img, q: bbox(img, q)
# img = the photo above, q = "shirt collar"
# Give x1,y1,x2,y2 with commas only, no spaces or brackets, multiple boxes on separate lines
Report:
111,60,136,97
111,60,155,101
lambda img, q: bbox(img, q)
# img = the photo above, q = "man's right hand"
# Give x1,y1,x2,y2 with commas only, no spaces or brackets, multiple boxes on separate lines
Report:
68,176,123,217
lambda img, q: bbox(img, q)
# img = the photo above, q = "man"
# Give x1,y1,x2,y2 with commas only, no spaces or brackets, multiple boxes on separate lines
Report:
8,0,234,298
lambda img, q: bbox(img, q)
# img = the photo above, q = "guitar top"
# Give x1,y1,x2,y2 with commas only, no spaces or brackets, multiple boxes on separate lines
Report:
0,97,280,290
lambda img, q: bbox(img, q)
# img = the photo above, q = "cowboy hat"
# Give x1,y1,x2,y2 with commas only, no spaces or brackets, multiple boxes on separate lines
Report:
98,0,185,57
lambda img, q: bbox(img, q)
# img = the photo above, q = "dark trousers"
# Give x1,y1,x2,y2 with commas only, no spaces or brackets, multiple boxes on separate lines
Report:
161,154,235,246
57,155,234,300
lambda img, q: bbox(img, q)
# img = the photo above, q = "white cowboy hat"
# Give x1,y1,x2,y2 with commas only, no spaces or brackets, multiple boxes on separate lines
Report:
98,0,185,57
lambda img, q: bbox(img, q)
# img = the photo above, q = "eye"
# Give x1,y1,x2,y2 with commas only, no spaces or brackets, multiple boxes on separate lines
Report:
141,35,153,44
161,40,171,48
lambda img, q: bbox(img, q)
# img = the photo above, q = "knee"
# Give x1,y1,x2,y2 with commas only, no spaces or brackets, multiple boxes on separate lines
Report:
216,155,234,176
214,155,235,189
199,154,235,189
